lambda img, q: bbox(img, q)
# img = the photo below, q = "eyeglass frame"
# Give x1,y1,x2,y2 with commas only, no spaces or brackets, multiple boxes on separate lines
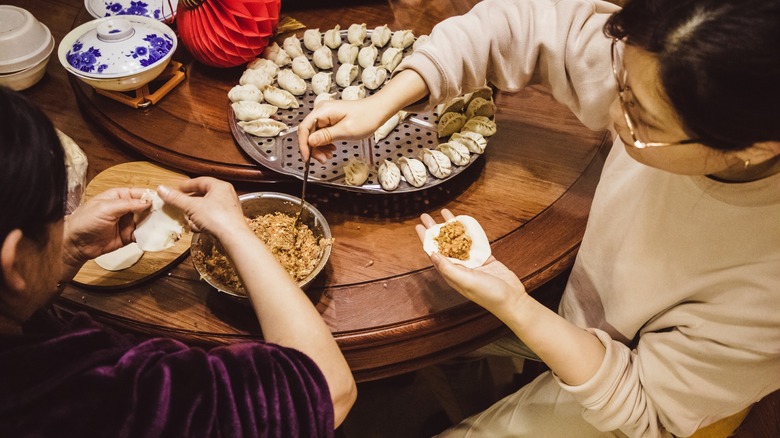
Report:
610,38,701,149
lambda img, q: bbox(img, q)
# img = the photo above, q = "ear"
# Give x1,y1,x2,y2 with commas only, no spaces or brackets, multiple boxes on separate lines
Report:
1,229,27,292
733,141,780,166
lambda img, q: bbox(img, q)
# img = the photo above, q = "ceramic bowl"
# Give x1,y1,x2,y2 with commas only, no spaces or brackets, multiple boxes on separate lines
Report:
85,0,178,22
190,192,333,299
58,15,177,91
0,5,54,74
0,50,52,90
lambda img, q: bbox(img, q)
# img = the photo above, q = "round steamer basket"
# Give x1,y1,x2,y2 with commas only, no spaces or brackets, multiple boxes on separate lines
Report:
230,29,485,194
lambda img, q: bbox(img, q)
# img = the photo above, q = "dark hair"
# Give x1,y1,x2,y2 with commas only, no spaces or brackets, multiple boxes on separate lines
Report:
605,0,780,151
0,86,67,251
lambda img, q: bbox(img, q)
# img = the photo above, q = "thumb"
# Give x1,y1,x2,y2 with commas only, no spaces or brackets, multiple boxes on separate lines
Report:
430,252,475,287
157,184,192,213
308,125,336,148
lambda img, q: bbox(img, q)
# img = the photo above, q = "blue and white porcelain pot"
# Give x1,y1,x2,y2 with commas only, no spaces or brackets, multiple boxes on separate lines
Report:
84,0,179,22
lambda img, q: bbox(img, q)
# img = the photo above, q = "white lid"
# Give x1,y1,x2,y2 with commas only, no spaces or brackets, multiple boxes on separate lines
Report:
0,5,54,73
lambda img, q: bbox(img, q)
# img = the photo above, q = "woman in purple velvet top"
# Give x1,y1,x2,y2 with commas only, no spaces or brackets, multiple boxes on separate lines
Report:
0,86,356,437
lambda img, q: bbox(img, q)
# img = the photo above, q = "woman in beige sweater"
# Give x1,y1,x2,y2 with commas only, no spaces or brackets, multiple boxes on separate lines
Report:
299,0,780,436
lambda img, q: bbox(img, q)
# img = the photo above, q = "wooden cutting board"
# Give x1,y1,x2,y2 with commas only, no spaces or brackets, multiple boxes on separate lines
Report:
72,161,192,288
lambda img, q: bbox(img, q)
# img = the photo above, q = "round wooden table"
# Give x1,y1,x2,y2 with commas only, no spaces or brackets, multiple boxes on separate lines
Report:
14,0,609,382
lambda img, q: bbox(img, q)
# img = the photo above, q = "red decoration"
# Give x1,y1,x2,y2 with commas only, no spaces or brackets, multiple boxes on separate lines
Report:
176,0,281,68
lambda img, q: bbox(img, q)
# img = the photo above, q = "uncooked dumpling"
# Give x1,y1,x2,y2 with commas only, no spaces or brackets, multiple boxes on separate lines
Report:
134,189,187,252
377,158,401,191
282,35,304,58
422,215,491,268
347,23,367,44
231,101,278,121
312,46,333,69
371,25,392,47
323,25,341,49
397,157,427,187
227,84,263,104
344,158,370,186
238,118,288,137
303,28,322,51
95,242,144,271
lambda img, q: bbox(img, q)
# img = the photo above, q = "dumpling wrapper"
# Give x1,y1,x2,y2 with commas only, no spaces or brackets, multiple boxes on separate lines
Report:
423,215,491,269
94,242,144,271
134,190,187,252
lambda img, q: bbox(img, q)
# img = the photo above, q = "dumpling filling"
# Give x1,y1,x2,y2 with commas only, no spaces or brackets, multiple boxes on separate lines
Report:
434,220,472,261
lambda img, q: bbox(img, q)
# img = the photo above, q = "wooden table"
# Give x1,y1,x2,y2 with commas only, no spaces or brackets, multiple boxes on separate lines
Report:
11,0,609,382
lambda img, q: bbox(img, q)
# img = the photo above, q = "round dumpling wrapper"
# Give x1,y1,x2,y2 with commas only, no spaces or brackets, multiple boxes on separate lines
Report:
422,215,491,268
94,242,144,271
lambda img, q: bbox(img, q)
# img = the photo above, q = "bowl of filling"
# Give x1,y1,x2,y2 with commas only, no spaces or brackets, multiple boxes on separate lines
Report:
191,192,333,298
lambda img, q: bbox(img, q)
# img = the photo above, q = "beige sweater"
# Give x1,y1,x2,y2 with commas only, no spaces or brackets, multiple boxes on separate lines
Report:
399,0,780,436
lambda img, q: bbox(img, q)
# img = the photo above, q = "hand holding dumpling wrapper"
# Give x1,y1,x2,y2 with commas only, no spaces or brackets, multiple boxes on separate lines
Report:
423,215,491,268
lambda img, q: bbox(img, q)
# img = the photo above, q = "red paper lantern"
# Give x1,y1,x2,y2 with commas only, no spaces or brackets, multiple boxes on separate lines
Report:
176,0,281,68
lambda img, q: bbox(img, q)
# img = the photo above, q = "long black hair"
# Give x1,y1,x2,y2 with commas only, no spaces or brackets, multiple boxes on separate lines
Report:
0,86,67,250
605,0,780,151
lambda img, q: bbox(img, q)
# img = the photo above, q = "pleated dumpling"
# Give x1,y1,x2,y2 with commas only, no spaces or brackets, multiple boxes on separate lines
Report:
262,42,282,62
228,84,263,103
277,69,307,96
358,45,378,68
347,23,367,44
231,101,278,121
303,28,322,51
371,24,392,47
335,63,359,87
436,141,471,165
397,157,427,188
381,47,403,71
337,43,359,64
314,92,337,106
291,56,316,80
451,131,487,154
465,97,497,119
239,69,274,90
323,25,341,49
422,215,491,269
238,118,288,137
361,66,387,90
271,48,291,67
390,30,415,49
344,158,370,186
419,148,452,179
436,96,466,116
262,85,300,109
246,57,279,78
437,112,467,137
282,35,304,58
377,158,401,191
312,46,334,69
342,84,366,101
462,116,497,137
311,72,333,95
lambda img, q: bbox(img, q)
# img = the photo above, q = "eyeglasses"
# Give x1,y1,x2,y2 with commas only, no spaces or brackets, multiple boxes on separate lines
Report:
610,38,701,149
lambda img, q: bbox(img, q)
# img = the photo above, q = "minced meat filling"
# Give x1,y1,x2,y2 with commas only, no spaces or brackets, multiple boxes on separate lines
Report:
195,212,329,294
434,220,472,261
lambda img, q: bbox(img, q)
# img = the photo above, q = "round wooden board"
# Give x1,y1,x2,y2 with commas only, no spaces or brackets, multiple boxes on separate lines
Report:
72,161,192,288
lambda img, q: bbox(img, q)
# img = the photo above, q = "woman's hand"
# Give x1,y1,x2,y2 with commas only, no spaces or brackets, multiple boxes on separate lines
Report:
157,177,248,244
416,209,528,319
62,188,150,277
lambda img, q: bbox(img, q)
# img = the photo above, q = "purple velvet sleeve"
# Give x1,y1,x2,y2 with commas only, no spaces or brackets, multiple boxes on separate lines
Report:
0,313,334,437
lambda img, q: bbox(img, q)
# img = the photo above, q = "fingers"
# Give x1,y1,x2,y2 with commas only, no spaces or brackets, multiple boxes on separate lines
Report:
430,252,472,286
415,224,427,242
441,208,455,221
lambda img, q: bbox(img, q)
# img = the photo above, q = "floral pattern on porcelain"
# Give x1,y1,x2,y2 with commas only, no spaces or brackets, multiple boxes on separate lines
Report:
66,33,173,75
103,1,164,20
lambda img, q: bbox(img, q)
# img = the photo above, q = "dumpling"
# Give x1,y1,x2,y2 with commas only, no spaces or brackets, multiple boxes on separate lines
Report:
437,112,467,137
465,86,493,106
246,57,279,78
342,84,366,101
347,23,367,44
358,45,378,68
239,69,274,89
312,46,334,69
291,56,316,79
344,158,370,186
231,101,278,121
310,72,333,95
381,47,403,71
419,148,452,179
462,116,497,136
314,92,337,106
390,30,415,49
262,85,300,109
238,118,288,137
465,97,497,118
371,24,392,47
373,110,407,143
134,189,186,252
262,42,281,61
95,242,144,271
228,84,263,103
397,157,427,188
277,69,307,95
412,34,429,51
361,66,387,90
303,28,322,51
282,35,304,58
377,158,401,191
337,43,359,64
436,141,471,165
323,25,341,49
451,131,488,154
272,48,292,67
422,215,491,269
435,96,466,115
335,63,359,87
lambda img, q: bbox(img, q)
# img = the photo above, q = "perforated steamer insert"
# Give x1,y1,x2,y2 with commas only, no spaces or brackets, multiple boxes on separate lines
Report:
229,29,483,194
